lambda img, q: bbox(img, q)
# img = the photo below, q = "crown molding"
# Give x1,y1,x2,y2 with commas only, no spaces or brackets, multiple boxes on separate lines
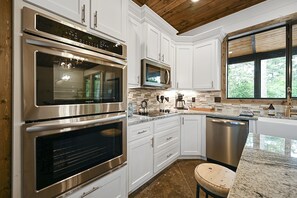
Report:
140,5,178,37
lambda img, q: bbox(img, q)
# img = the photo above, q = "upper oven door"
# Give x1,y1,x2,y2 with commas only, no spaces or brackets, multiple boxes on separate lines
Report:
22,34,127,121
141,59,171,89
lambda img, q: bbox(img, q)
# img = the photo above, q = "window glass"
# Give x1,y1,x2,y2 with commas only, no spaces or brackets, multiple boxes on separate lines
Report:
227,26,286,99
227,62,255,98
261,57,286,98
292,24,297,97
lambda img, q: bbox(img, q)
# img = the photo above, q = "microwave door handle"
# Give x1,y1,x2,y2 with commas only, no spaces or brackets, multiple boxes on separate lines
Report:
166,70,170,85
26,114,126,133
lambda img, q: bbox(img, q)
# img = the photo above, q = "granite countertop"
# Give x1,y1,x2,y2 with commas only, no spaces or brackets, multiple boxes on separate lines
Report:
228,133,297,198
128,110,257,126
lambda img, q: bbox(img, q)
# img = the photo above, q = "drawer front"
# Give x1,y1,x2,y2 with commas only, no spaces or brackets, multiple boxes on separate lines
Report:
154,142,179,173
128,122,153,142
154,126,180,153
154,116,180,133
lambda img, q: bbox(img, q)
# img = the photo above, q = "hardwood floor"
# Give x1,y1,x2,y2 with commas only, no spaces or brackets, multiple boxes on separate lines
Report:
129,159,208,198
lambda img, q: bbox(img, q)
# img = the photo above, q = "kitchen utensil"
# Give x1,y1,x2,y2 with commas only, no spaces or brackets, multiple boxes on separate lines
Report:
160,95,164,103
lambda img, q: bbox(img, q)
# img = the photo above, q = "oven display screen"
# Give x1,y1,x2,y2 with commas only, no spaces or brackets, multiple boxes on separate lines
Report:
35,122,123,190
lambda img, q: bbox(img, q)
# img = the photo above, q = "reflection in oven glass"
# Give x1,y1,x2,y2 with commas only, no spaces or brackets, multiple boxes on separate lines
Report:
36,52,122,105
36,122,123,190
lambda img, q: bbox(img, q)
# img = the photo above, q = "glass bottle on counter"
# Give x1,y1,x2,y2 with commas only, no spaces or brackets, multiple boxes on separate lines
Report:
268,104,275,116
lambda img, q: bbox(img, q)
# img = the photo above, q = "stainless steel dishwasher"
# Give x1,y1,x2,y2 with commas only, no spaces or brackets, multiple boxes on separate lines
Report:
206,117,249,168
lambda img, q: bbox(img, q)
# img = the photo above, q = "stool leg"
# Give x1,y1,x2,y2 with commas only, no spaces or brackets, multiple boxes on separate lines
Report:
196,184,200,198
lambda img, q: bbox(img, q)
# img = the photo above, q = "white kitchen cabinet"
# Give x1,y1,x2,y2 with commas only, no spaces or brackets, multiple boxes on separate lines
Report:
176,45,193,89
127,16,141,87
170,43,176,88
25,0,90,26
128,122,154,193
193,39,221,90
143,23,171,65
90,0,127,41
68,166,127,198
128,135,154,192
160,34,171,65
153,116,180,173
180,115,202,156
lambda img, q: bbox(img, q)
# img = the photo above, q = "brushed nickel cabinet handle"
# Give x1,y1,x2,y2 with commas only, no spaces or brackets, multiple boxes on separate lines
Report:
81,186,100,198
94,11,98,28
81,4,86,23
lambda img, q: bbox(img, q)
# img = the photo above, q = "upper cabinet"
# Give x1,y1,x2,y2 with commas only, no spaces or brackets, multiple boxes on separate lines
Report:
175,45,193,89
25,0,127,41
127,16,142,88
90,0,127,41
170,42,176,89
193,39,221,90
24,0,90,26
143,23,171,65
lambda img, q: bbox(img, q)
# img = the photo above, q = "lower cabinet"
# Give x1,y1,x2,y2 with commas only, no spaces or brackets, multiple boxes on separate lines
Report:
128,122,154,193
67,166,127,198
128,135,154,192
154,116,180,173
180,115,203,156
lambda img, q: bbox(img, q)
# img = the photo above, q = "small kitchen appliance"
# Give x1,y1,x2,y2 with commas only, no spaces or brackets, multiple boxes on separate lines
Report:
175,93,186,109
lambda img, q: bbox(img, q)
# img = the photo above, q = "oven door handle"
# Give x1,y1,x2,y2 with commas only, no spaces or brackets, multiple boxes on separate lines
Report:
166,70,170,85
26,114,126,133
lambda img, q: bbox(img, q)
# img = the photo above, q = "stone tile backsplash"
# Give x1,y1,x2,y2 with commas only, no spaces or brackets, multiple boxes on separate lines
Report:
128,88,293,116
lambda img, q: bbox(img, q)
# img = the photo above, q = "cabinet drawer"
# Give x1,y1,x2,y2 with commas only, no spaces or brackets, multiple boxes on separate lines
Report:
154,126,179,153
154,116,180,133
128,122,153,142
67,166,127,198
154,142,179,173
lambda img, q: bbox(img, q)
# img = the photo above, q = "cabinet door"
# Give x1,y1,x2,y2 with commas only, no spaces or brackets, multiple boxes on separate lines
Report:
170,43,176,88
193,40,221,90
25,0,89,25
176,45,193,89
91,0,127,41
160,34,171,65
180,116,201,156
127,17,141,87
68,166,127,198
128,136,154,192
146,24,161,62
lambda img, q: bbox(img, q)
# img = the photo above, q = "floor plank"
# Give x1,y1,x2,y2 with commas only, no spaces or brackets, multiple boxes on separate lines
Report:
129,159,207,198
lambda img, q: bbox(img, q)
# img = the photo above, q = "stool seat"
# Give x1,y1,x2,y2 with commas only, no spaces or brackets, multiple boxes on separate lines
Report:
194,163,235,197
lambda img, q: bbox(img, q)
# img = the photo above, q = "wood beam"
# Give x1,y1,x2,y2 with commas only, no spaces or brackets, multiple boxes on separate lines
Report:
0,0,12,197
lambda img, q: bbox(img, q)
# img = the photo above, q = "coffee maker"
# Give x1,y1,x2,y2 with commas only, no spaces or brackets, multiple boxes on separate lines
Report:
175,93,186,109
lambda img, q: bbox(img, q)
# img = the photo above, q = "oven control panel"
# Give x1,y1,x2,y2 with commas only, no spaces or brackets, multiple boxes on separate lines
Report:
35,15,124,57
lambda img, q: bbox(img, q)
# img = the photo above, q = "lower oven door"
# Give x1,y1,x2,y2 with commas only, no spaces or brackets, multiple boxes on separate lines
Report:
22,112,127,198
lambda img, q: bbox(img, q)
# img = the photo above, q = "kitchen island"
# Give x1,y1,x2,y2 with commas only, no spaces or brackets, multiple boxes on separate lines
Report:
228,133,297,198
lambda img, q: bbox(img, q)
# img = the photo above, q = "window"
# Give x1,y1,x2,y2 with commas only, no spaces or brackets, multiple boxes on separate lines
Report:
227,25,295,99
292,24,297,97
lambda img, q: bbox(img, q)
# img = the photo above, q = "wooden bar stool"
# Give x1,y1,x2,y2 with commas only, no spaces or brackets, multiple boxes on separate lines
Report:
194,163,235,198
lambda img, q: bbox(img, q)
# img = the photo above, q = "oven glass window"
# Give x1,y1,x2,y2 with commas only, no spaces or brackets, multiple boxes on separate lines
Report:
146,64,169,84
35,122,123,190
36,52,122,105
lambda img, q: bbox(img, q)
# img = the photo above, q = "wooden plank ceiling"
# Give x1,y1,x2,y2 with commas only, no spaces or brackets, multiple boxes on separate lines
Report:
133,0,266,34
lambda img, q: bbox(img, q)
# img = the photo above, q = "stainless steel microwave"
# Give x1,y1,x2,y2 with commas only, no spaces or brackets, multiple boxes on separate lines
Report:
141,59,171,89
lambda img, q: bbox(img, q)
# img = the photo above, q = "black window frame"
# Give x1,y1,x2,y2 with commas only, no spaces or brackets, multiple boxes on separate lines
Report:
227,21,297,100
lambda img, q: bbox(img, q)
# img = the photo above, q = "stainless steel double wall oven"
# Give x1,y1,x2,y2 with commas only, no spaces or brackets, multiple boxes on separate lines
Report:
22,7,127,198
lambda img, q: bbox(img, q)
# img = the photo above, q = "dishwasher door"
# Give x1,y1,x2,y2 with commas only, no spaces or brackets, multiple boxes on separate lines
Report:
206,117,249,167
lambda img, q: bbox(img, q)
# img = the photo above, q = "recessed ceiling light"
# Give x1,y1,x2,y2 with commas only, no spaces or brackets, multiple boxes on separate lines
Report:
191,0,200,2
